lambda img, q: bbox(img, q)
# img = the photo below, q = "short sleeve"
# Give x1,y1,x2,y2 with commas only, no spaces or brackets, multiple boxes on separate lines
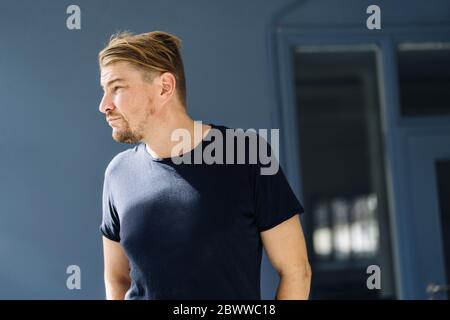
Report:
252,138,304,232
99,172,121,242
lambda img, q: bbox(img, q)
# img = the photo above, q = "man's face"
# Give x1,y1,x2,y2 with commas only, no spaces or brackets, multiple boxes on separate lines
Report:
99,61,157,144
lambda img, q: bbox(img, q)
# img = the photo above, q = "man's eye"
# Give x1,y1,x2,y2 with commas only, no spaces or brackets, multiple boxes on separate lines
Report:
113,86,122,92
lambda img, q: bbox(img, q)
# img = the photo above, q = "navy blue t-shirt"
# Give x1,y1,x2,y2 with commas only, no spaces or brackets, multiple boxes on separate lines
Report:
100,124,304,299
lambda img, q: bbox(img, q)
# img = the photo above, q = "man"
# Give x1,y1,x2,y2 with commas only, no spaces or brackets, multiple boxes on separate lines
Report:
98,31,311,300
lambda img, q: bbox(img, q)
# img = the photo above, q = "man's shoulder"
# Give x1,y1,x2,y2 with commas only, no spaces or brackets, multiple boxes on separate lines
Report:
210,124,260,139
211,124,269,147
104,144,141,178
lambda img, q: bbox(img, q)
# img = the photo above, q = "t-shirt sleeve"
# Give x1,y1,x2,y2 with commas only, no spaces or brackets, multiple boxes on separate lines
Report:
252,138,305,232
99,171,121,242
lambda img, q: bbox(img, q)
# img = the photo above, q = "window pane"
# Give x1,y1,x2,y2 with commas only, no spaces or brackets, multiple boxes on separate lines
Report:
293,46,396,299
397,43,450,117
436,159,450,298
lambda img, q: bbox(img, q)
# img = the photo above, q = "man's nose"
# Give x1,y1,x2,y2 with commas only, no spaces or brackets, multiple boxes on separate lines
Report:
99,94,115,114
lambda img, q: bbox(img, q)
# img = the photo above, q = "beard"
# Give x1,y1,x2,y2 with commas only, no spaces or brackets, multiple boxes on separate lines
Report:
111,108,152,144
112,119,143,144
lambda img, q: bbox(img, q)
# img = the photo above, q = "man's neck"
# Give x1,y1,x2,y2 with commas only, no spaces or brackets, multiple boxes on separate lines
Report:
143,112,211,160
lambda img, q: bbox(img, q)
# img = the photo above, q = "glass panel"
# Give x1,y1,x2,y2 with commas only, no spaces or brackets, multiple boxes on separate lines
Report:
293,46,396,299
397,43,450,117
436,159,450,296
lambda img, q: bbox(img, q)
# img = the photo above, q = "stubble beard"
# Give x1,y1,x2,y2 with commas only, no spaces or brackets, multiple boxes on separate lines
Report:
112,108,152,144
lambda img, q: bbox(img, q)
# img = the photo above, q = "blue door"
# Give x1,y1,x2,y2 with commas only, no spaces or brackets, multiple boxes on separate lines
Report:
400,129,450,299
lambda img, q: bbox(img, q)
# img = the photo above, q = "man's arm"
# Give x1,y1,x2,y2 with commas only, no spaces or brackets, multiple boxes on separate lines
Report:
102,236,132,300
260,214,312,300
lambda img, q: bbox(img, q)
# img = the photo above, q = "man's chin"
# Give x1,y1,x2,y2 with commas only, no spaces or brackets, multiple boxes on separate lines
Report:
112,131,141,144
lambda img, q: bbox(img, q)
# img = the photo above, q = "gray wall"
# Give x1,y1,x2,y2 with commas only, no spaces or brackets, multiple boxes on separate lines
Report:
0,0,293,299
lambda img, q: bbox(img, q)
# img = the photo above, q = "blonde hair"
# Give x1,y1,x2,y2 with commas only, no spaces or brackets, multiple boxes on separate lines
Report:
99,30,187,107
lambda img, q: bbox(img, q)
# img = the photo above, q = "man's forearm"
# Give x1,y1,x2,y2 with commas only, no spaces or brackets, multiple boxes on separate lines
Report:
275,268,312,300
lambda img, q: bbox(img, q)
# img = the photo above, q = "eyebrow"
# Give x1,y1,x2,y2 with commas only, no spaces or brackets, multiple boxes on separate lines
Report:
100,78,126,90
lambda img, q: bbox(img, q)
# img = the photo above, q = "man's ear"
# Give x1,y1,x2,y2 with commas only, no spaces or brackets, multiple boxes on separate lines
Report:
159,72,176,101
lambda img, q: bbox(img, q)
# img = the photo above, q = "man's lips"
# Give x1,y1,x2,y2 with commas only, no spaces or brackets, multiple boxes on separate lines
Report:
107,117,122,126
107,117,121,122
